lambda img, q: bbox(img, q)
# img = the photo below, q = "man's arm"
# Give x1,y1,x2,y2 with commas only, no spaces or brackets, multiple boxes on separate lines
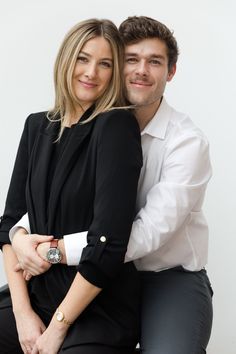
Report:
10,214,85,266
11,133,212,266
125,133,212,261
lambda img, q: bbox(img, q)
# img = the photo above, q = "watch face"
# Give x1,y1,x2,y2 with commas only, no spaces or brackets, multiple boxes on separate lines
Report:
46,248,62,264
56,311,64,322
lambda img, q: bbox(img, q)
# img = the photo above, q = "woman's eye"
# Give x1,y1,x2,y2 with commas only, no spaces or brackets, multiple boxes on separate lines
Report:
100,61,112,68
77,56,88,63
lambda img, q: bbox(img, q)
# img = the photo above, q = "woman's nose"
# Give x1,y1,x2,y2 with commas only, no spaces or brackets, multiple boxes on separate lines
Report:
85,63,97,78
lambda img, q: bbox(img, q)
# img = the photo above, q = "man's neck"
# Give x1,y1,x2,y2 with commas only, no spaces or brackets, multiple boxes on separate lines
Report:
135,98,162,131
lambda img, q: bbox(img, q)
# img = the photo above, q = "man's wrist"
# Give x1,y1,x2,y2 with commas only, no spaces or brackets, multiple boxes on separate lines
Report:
36,239,66,264
46,239,62,264
58,239,67,264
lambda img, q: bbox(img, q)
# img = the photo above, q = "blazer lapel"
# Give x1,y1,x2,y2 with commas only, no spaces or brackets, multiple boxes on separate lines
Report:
47,117,95,232
26,118,59,233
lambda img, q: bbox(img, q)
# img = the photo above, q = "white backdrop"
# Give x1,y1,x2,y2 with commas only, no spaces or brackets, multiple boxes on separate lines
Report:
0,1,235,353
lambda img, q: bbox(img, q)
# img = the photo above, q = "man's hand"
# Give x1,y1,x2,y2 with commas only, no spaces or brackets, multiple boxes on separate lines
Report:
36,241,51,261
12,228,53,276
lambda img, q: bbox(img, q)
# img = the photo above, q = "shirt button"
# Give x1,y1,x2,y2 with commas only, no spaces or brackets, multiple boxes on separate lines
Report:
100,236,106,242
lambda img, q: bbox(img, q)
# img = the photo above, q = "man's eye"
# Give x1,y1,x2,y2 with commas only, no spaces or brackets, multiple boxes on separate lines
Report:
150,59,161,65
77,56,88,63
126,58,138,64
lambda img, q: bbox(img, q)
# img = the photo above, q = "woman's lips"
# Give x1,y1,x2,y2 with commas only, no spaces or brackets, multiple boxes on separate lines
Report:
79,80,98,88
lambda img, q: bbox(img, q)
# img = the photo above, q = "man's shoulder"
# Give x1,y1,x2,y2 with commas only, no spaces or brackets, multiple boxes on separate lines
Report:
166,102,208,143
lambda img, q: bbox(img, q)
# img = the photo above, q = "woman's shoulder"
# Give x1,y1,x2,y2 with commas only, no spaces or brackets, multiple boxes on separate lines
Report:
24,111,53,135
94,108,139,133
26,111,48,125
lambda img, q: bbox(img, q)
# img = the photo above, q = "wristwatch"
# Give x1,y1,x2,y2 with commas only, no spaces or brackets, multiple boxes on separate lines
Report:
46,239,62,264
55,308,72,326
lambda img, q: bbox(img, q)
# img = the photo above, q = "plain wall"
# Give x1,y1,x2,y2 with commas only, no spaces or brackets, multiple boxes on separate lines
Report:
0,1,235,353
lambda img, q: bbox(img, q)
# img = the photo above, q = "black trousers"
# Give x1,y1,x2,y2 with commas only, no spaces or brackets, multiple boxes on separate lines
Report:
139,267,213,354
0,306,134,354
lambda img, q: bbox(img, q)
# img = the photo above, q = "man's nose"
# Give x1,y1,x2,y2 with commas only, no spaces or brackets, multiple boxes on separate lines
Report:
135,60,149,76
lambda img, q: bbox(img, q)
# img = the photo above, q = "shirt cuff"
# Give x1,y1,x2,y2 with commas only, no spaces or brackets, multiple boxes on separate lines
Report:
64,231,87,266
9,213,31,243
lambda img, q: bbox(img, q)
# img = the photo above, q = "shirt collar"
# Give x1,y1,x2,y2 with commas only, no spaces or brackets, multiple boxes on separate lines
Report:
141,97,172,139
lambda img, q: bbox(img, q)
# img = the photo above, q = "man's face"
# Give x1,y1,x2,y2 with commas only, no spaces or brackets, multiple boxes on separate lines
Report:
124,38,176,108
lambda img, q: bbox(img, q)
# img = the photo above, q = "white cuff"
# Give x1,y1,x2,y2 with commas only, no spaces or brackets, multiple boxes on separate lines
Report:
64,232,87,266
9,213,31,243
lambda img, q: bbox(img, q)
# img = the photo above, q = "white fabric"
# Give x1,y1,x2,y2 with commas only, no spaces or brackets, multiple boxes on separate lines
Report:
64,232,87,265
9,213,31,242
10,98,212,272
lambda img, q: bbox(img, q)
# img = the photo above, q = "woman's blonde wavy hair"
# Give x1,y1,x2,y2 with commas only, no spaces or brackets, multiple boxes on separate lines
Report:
48,18,127,137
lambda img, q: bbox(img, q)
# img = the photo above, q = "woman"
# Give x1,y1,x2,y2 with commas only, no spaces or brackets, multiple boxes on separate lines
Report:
0,18,142,354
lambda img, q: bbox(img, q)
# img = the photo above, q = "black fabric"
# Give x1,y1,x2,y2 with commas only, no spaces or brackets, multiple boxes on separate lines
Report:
139,267,213,354
0,288,140,353
0,108,142,349
0,306,23,353
0,306,135,354
0,114,43,248
0,284,11,308
58,344,135,354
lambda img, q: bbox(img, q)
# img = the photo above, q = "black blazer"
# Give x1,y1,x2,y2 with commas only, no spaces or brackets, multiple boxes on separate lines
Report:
0,108,142,348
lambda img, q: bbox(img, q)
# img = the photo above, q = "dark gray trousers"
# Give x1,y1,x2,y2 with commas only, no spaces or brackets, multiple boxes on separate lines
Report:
139,267,213,354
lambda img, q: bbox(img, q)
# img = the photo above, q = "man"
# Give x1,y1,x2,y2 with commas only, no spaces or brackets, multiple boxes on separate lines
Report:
8,16,213,354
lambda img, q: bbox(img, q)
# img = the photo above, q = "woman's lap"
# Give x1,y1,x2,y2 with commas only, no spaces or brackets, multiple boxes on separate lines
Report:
0,306,135,354
0,306,23,353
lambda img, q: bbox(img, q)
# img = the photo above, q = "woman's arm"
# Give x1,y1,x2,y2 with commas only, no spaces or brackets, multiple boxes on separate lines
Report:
33,110,142,353
32,272,101,354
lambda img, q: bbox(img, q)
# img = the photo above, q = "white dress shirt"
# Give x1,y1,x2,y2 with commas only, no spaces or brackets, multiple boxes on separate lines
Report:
10,98,212,272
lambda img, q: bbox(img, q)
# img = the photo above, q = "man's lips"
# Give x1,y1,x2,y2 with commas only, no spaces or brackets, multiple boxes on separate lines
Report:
79,80,98,88
129,81,152,87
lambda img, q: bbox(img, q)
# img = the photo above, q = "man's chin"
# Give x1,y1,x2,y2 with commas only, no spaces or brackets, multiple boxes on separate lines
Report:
129,98,150,107
127,93,148,106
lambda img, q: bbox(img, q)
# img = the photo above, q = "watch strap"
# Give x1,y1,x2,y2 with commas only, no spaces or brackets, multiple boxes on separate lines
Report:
50,239,59,248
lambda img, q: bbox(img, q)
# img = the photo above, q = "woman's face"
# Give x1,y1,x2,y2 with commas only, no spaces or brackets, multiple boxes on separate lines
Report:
72,36,113,112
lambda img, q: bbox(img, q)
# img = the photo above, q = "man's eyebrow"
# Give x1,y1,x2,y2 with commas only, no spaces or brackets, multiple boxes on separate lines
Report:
150,54,166,59
124,52,139,56
125,52,166,60
79,51,113,61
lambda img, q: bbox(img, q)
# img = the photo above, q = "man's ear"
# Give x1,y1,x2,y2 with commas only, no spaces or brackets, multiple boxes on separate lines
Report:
167,63,176,82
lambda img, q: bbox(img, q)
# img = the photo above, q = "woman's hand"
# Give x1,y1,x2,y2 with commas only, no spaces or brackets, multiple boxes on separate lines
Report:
14,307,46,354
12,228,53,276
32,318,68,354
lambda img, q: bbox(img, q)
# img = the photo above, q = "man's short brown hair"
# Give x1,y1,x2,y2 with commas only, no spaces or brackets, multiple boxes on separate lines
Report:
119,16,179,71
